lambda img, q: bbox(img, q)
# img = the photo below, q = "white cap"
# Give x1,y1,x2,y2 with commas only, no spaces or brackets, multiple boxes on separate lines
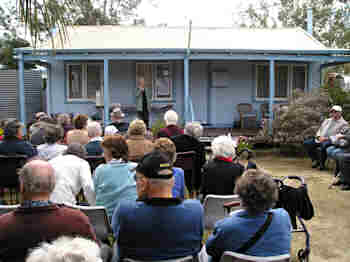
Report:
104,125,119,136
331,105,342,112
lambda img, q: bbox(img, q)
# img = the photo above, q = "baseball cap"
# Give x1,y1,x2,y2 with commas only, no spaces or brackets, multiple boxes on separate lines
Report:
135,151,173,179
330,105,342,112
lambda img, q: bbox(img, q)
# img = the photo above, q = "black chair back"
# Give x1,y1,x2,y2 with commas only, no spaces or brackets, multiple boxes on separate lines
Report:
0,155,27,188
85,156,106,173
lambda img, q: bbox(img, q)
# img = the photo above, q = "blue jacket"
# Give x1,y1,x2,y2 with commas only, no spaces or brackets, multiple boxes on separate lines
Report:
85,140,103,156
172,167,185,199
206,208,291,261
93,160,137,219
112,198,204,261
0,138,37,158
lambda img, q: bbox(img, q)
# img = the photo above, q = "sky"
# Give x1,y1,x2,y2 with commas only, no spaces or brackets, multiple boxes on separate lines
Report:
135,0,269,27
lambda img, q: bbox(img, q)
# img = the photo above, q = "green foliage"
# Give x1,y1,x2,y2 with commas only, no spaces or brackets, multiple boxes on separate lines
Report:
236,139,253,154
322,82,350,122
242,0,349,49
150,118,166,138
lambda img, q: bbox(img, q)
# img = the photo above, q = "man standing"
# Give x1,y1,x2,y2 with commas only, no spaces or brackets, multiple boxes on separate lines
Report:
0,160,97,262
112,151,203,261
304,105,348,170
136,76,152,128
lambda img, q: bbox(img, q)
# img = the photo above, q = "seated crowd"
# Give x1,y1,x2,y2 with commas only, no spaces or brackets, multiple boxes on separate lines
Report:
0,109,294,262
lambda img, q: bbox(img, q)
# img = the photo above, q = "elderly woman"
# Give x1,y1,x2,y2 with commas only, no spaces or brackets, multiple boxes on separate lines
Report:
157,110,184,138
94,135,137,219
206,170,291,260
172,122,206,198
38,124,67,160
126,119,154,162
85,121,103,156
201,135,244,200
66,114,89,145
154,138,186,199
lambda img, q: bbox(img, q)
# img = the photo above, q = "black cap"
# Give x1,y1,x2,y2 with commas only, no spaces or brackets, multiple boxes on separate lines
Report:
135,151,173,179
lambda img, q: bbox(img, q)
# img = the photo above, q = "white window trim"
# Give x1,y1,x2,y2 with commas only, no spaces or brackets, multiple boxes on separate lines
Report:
255,63,307,101
66,63,103,102
136,62,173,102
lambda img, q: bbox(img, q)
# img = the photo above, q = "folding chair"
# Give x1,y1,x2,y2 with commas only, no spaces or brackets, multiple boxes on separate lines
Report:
85,156,106,173
0,204,20,216
220,251,290,262
0,155,27,204
64,203,112,244
203,194,241,231
174,151,196,196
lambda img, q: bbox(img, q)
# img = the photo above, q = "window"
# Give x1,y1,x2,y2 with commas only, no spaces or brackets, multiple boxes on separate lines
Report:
293,66,307,91
256,64,307,99
136,62,173,101
66,63,103,101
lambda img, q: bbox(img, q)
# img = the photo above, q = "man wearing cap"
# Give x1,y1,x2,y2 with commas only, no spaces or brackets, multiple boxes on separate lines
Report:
304,105,348,170
111,151,203,261
104,107,129,135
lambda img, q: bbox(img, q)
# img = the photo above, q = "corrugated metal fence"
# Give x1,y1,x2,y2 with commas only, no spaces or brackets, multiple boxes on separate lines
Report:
0,70,42,122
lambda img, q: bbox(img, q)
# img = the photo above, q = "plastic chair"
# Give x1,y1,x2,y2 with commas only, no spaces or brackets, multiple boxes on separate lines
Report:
0,204,20,216
64,203,112,243
203,194,241,231
237,103,257,129
220,251,290,262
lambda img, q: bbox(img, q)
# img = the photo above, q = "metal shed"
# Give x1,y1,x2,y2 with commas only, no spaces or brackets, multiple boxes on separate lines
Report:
0,70,42,121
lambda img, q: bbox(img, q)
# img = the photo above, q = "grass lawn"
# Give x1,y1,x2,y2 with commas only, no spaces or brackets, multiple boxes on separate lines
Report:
244,155,350,262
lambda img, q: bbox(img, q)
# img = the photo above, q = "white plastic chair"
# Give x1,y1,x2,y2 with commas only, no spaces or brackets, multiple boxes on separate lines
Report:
203,194,241,231
220,251,290,262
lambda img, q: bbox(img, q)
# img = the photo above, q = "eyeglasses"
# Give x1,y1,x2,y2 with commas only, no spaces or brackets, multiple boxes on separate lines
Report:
134,174,142,182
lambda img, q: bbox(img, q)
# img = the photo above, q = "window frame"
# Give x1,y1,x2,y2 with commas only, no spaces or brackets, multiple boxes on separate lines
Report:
255,63,307,101
66,63,103,102
136,62,173,102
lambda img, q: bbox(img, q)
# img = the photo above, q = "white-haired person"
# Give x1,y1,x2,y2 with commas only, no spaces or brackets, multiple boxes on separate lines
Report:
85,121,103,156
201,135,244,200
157,109,184,138
172,122,206,198
26,236,103,262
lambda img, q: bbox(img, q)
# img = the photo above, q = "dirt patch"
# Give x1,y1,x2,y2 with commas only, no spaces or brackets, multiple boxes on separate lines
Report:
254,155,350,262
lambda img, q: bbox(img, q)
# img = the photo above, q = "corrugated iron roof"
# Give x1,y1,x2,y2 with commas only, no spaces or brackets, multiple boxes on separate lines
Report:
40,26,327,51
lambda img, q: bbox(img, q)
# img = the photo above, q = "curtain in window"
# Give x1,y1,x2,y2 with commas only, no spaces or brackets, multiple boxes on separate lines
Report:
293,66,307,91
68,65,83,99
257,65,269,98
275,66,288,98
87,64,101,99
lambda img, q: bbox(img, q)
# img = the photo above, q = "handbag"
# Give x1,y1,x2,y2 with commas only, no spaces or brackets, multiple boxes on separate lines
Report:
235,212,273,253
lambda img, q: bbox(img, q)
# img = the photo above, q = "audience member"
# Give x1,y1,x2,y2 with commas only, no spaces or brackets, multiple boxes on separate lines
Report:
304,105,348,170
201,135,244,200
172,122,206,197
37,124,67,160
157,110,184,138
154,138,186,199
57,113,74,142
66,114,89,145
0,120,37,158
30,116,57,146
126,119,154,162
112,151,203,261
205,169,291,261
85,121,103,156
94,135,137,219
26,236,102,262
0,160,97,262
105,107,129,135
49,143,96,205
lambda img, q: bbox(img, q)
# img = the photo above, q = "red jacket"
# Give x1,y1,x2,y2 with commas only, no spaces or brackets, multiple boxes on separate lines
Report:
0,204,98,262
157,125,184,138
